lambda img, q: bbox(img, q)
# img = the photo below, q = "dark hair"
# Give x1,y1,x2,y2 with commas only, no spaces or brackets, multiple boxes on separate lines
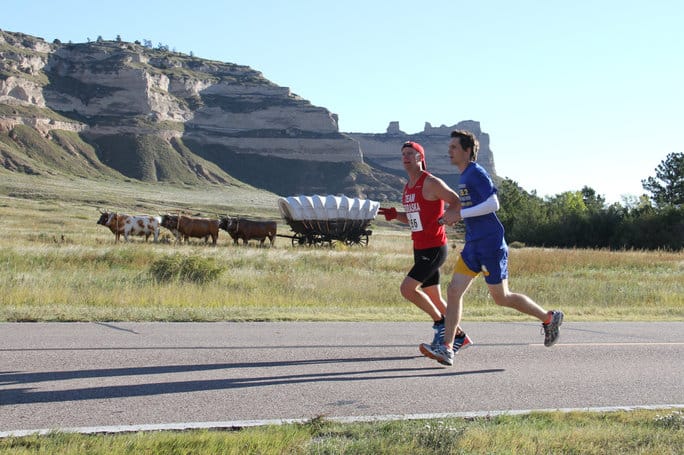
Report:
450,130,479,161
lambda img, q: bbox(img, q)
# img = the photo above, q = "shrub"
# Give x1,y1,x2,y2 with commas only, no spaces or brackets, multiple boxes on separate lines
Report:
149,254,224,284
653,411,684,430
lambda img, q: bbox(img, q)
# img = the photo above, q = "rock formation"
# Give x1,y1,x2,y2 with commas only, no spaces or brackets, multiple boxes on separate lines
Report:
1,30,494,201
348,121,496,190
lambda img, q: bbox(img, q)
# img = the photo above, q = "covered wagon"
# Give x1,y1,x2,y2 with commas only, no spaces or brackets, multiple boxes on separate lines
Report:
277,195,380,247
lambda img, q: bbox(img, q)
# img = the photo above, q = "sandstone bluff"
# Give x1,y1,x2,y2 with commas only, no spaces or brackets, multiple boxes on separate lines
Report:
0,30,496,201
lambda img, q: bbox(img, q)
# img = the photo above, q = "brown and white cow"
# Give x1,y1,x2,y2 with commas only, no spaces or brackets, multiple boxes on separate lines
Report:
96,211,161,243
219,217,276,246
160,214,219,245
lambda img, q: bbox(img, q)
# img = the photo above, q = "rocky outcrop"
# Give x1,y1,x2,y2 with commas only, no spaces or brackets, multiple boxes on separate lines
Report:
348,121,497,189
0,30,376,195
1,29,494,201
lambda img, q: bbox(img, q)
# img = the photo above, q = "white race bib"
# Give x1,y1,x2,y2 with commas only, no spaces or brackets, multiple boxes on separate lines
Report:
407,211,423,232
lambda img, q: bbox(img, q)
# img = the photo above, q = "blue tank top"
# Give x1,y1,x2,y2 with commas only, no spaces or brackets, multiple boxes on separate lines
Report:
458,162,505,245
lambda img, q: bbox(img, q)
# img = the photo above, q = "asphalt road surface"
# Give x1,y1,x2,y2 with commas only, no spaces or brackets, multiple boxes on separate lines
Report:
1,321,683,436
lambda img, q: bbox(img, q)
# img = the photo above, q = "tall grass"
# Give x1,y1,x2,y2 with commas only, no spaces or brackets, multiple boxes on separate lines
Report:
1,171,682,322
0,219,682,322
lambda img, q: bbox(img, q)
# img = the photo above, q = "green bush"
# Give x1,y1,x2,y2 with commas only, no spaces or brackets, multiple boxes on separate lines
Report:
149,254,224,284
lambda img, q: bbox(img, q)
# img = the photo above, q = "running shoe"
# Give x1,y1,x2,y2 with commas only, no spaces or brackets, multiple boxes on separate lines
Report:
420,330,473,359
431,319,446,347
453,333,473,352
419,320,445,358
542,310,564,347
428,344,454,366
421,333,472,365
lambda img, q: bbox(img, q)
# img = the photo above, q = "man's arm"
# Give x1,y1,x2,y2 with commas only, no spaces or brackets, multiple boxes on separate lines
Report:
424,175,462,225
461,193,500,218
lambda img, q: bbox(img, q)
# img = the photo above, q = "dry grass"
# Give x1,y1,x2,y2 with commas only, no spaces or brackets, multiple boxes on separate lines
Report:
1,171,683,322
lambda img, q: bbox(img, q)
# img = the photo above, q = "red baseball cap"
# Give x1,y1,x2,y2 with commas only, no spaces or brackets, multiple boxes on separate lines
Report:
402,141,426,169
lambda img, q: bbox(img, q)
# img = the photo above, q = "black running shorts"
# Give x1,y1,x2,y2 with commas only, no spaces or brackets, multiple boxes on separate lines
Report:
407,244,448,288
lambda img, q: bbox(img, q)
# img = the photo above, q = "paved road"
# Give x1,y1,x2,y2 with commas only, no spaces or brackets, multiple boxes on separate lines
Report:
1,321,683,435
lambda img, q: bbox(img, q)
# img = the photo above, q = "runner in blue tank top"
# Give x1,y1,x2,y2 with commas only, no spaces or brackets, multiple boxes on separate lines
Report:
422,130,564,366
458,160,505,245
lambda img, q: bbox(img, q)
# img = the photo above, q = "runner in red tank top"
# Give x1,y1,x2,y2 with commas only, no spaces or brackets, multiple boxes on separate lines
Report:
378,141,471,359
403,171,447,249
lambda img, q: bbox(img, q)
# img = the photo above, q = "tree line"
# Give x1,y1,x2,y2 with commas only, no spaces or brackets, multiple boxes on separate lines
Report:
495,152,683,251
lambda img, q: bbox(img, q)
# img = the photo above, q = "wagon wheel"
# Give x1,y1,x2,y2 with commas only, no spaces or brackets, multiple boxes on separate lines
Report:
312,234,328,247
292,233,307,247
345,233,369,247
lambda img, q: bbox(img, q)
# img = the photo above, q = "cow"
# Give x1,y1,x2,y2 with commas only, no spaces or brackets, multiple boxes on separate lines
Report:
219,216,277,246
96,211,161,243
160,214,219,245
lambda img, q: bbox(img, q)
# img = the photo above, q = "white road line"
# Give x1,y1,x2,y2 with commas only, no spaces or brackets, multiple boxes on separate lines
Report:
531,342,684,346
1,404,682,439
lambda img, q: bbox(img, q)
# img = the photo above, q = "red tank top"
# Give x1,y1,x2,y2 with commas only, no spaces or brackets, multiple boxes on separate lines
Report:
402,171,447,249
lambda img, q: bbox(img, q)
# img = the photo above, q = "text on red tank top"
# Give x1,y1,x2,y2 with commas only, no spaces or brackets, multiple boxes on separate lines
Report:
402,172,446,248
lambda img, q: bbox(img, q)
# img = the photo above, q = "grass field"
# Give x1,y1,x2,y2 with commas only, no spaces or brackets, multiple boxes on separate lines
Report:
1,172,682,323
0,409,682,454
1,171,682,453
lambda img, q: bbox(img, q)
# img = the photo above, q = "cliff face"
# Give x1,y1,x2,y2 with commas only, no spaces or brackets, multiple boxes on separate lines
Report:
41,42,358,162
348,121,497,190
0,30,494,201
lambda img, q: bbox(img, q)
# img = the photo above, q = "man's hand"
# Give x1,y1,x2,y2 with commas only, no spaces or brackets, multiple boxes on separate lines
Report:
440,205,462,226
378,207,398,221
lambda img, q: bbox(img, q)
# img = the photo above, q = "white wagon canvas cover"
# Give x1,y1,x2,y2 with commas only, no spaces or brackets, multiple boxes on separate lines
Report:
278,195,380,246
278,195,379,221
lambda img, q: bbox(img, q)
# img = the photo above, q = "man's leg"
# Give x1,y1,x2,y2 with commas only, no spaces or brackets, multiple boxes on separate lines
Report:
422,284,467,337
423,272,475,365
487,279,547,321
487,279,564,346
421,284,447,317
443,272,475,346
400,276,443,321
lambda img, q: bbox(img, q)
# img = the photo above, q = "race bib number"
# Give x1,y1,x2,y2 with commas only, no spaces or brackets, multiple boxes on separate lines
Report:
407,211,423,232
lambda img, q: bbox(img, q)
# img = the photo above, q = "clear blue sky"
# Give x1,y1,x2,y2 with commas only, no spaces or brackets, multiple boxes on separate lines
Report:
4,0,682,203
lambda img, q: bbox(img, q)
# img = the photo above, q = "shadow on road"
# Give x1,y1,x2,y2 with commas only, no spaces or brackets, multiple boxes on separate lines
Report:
0,357,504,405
